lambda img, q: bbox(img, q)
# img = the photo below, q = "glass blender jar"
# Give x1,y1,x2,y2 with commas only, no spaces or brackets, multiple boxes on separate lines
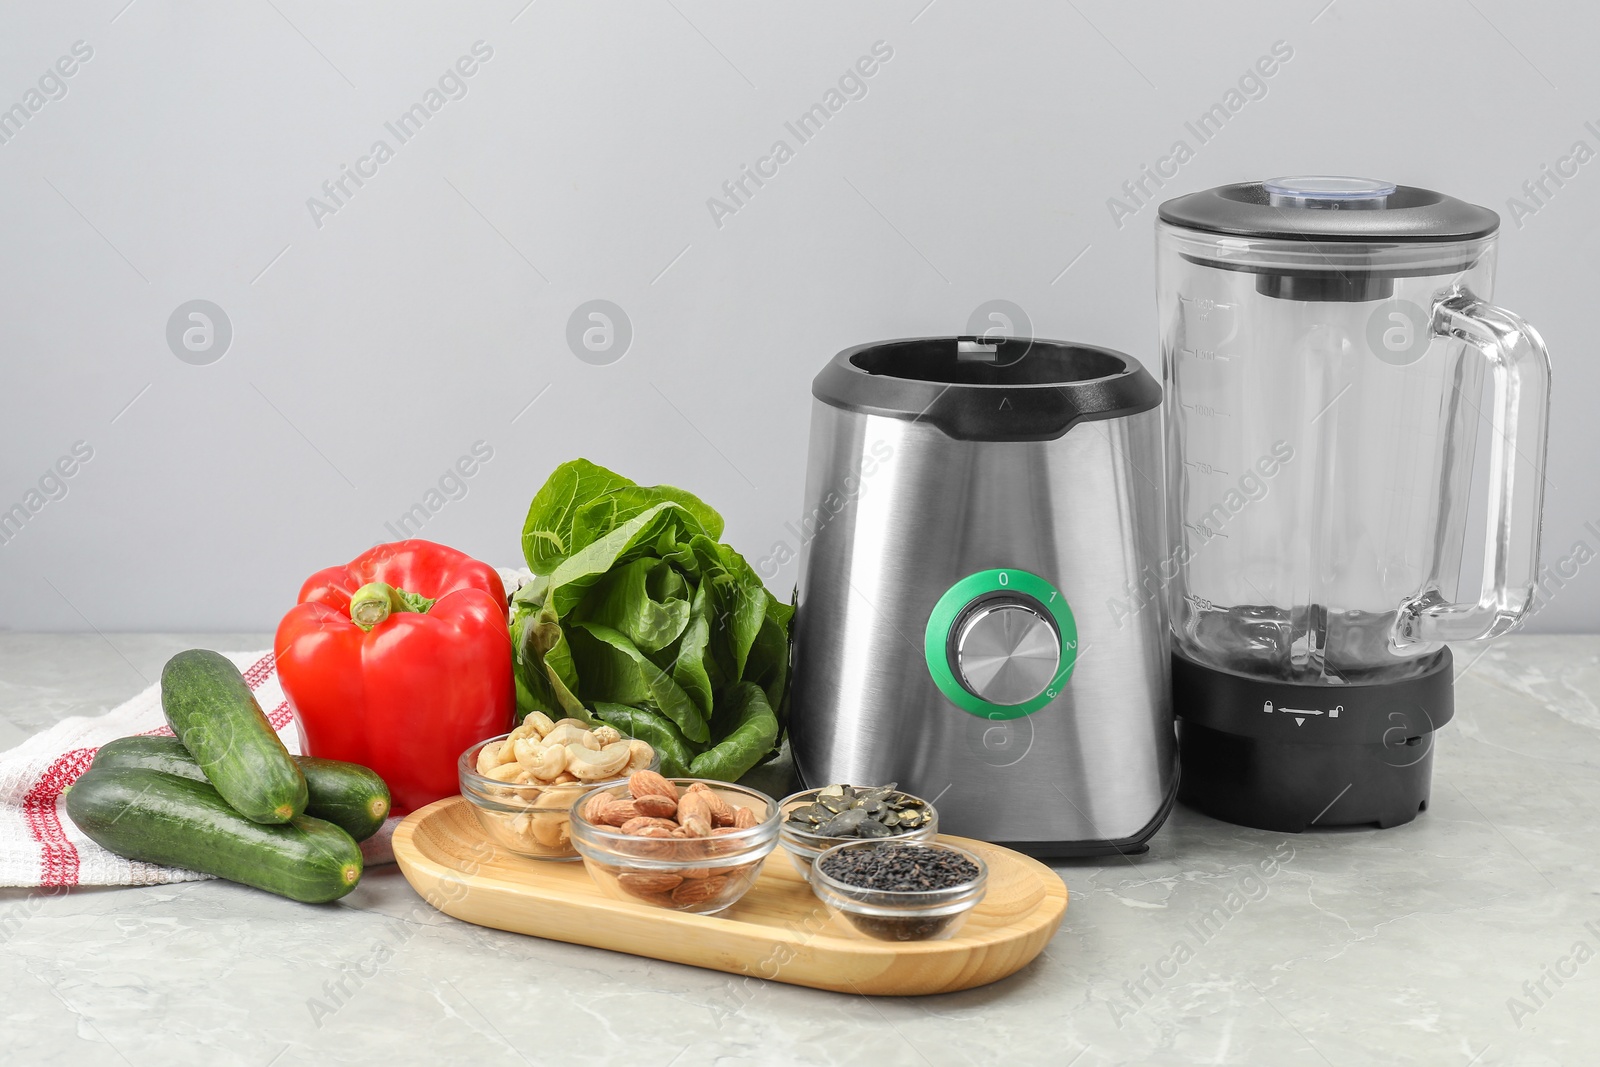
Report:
1156,177,1551,831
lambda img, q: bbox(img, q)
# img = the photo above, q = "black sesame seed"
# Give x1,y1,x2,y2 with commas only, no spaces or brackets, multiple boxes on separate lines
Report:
818,843,980,892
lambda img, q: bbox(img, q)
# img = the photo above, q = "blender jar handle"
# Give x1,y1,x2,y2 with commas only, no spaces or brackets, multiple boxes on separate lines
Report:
1394,289,1552,648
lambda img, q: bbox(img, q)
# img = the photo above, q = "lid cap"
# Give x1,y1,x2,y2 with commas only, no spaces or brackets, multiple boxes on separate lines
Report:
1159,179,1499,242
1262,175,1396,210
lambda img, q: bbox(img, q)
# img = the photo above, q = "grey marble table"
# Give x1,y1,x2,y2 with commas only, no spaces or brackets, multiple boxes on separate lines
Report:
2,633,1595,1066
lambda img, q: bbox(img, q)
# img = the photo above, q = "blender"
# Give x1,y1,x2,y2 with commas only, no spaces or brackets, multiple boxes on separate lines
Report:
1156,177,1551,832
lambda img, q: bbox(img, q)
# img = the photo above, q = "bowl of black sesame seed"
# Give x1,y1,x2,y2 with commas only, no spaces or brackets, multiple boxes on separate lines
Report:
810,839,988,942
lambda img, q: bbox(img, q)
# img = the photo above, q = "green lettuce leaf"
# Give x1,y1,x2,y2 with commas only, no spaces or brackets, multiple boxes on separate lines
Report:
547,503,700,617
521,459,636,574
670,582,714,719
509,587,588,720
571,483,722,556
579,558,692,655
687,683,780,781
745,605,791,716
570,621,709,744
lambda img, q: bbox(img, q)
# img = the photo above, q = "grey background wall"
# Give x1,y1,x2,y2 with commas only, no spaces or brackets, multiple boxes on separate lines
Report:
1,0,1596,633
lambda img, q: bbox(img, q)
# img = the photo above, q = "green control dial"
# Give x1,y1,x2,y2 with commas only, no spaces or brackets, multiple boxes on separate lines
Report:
924,568,1077,719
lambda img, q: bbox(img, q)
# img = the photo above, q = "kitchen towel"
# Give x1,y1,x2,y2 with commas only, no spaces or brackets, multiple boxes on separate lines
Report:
0,650,397,888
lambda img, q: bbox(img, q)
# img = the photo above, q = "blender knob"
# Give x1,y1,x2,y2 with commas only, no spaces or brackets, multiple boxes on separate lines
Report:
954,601,1061,706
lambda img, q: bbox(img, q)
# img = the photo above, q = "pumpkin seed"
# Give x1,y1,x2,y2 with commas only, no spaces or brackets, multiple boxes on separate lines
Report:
786,785,933,841
820,808,869,836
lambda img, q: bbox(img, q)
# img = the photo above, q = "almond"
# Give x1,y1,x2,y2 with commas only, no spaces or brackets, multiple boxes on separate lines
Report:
580,792,615,823
598,799,641,827
707,826,746,854
731,805,759,830
670,874,729,906
620,824,677,858
628,770,678,801
619,816,679,835
617,870,684,896
677,792,714,837
633,794,678,819
686,783,736,826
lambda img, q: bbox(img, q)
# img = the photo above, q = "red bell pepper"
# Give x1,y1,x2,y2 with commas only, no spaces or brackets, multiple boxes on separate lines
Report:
274,540,513,815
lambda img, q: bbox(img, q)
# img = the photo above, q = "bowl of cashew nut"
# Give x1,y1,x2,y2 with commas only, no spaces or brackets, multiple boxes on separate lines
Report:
459,712,659,861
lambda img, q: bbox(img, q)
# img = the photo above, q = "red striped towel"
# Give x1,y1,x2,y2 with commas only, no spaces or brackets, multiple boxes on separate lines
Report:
0,650,394,887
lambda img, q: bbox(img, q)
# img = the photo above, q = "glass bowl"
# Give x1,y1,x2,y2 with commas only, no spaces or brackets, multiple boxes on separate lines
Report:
458,733,659,861
810,839,988,942
778,786,939,882
570,778,779,915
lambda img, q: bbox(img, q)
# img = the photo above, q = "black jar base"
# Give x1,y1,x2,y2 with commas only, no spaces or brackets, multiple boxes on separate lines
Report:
1172,648,1454,834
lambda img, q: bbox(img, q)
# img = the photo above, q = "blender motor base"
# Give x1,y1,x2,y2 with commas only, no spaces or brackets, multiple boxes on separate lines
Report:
1172,649,1454,834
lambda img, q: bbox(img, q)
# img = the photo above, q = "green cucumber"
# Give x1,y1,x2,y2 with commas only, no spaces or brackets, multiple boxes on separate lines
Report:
65,768,362,903
92,737,391,841
295,757,391,841
161,649,307,824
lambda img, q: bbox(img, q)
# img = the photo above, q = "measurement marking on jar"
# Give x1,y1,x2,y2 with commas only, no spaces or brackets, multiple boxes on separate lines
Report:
1183,522,1227,540
1178,347,1232,362
1179,297,1236,317
1181,403,1229,418
1183,594,1216,610
1184,460,1229,475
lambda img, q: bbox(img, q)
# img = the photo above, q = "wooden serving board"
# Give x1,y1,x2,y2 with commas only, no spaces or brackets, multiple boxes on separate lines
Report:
393,796,1067,996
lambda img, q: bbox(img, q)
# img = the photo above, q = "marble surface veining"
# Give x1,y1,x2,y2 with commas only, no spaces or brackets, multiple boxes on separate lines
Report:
2,633,1596,1066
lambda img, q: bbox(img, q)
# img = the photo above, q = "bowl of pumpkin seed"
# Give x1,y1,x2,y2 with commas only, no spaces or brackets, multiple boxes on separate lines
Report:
778,783,939,882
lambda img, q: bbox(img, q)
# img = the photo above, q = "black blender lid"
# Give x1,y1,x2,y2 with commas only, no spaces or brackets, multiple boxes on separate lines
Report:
1159,177,1500,242
812,336,1160,442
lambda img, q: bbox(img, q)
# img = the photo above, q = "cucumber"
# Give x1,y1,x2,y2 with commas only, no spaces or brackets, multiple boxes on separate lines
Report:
295,757,391,842
161,649,307,824
92,737,391,841
65,768,362,903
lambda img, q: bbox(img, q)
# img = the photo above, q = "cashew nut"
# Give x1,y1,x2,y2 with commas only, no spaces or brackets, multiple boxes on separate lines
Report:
591,725,623,747
523,711,556,739
475,739,515,775
544,724,600,750
514,740,568,781
566,741,632,780
625,739,654,772
528,812,571,849
485,761,525,783
552,717,591,732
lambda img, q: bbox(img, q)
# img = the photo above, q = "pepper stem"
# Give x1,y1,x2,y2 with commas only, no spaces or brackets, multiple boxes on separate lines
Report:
349,582,436,631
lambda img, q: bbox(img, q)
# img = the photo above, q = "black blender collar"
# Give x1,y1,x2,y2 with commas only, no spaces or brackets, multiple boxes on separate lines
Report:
1159,177,1500,242
812,337,1160,442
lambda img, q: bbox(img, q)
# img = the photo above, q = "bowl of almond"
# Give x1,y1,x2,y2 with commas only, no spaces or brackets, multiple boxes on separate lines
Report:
459,713,659,861
570,773,779,915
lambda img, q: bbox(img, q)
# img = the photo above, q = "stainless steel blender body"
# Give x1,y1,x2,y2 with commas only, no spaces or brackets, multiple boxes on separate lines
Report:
1157,178,1552,831
788,337,1176,855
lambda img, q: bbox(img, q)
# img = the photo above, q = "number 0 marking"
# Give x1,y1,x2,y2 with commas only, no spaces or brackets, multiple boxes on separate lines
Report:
997,572,1008,586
